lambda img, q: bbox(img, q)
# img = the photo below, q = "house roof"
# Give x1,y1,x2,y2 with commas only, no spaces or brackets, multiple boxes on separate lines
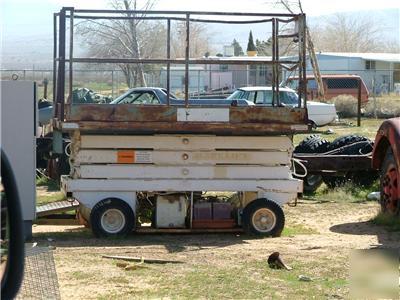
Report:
317,52,400,63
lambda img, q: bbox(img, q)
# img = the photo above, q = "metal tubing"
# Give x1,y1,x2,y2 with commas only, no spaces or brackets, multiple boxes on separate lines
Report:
65,58,298,65
302,14,307,108
185,13,190,107
73,15,274,24
357,78,362,127
271,18,276,107
69,8,74,108
73,9,298,17
276,20,280,106
166,19,171,106
56,8,66,120
52,13,58,115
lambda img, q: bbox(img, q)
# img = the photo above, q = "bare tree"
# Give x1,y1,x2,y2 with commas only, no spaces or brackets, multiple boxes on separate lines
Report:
310,13,388,53
171,21,211,58
77,1,212,87
77,0,161,87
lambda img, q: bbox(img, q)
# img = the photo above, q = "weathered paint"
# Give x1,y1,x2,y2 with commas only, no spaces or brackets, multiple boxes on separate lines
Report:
64,105,308,135
372,118,400,171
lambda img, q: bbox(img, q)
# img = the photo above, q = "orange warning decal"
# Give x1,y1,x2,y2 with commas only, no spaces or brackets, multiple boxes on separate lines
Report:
117,150,135,163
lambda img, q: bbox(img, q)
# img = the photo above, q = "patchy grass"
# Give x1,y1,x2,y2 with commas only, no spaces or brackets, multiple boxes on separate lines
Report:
282,224,319,236
294,118,382,145
36,175,60,191
371,212,400,232
36,191,65,206
302,180,379,203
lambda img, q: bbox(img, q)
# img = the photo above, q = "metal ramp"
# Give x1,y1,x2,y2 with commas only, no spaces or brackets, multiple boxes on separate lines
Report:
36,200,79,217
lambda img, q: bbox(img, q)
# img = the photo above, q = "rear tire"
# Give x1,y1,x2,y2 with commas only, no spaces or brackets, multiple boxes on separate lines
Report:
90,198,135,237
242,199,285,237
380,149,399,216
294,135,329,193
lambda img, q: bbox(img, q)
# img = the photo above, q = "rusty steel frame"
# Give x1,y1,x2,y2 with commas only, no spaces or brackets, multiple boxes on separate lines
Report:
53,7,308,134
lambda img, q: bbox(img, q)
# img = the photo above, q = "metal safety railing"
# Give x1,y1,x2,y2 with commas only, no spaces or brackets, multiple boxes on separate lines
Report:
53,7,307,121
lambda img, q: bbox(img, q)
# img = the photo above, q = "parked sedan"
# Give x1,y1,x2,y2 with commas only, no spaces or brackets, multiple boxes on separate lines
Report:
111,87,253,106
227,87,337,127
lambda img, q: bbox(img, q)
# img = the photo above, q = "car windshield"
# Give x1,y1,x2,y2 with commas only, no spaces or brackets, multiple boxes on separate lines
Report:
111,90,159,104
229,89,299,106
160,89,178,99
227,90,245,100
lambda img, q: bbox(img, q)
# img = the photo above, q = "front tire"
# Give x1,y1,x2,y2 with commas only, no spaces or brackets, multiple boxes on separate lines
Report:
242,199,285,237
380,149,399,216
90,198,135,237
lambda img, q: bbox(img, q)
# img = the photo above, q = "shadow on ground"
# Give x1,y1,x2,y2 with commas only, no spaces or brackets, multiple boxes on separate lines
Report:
330,221,400,250
32,228,255,253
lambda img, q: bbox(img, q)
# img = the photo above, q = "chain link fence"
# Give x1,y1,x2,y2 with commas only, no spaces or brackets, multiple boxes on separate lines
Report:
1,68,399,119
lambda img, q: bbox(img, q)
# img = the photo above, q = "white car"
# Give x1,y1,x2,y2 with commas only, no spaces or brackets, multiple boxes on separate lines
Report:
227,86,337,127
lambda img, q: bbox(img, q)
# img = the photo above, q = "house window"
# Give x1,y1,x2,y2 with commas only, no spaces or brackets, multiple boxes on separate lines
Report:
365,60,376,70
219,65,228,71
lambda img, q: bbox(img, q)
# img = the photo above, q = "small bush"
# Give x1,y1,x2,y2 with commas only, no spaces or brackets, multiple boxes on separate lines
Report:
330,94,400,118
364,97,400,118
331,95,358,118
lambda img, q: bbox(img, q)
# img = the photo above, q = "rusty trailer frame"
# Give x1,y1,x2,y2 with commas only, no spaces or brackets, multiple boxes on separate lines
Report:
52,7,309,137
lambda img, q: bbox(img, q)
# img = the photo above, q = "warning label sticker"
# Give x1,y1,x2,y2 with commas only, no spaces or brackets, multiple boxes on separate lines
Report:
117,150,153,164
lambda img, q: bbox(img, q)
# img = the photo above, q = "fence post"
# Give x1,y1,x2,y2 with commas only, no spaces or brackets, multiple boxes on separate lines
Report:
43,78,48,99
111,70,114,98
357,78,362,127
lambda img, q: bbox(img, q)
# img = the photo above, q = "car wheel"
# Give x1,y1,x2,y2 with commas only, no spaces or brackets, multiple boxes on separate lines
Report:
242,199,285,237
380,149,399,216
90,198,135,237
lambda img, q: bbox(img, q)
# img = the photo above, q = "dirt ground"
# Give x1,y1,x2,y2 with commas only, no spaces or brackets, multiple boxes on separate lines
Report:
32,199,399,299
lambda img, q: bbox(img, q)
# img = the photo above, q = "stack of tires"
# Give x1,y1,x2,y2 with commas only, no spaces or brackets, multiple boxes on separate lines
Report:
294,134,376,193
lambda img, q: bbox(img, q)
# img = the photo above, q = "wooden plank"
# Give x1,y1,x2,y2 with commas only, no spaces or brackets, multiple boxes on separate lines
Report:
63,178,303,193
80,135,293,151
75,149,291,165
76,165,291,180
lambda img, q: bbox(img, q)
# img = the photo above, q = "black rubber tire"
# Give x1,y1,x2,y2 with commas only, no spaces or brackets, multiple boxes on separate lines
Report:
294,135,329,193
327,134,370,152
90,198,135,237
294,134,330,154
242,198,285,237
323,134,376,188
380,149,399,216
303,174,324,193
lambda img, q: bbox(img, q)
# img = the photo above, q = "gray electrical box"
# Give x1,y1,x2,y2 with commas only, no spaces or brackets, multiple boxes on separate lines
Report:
1,80,37,239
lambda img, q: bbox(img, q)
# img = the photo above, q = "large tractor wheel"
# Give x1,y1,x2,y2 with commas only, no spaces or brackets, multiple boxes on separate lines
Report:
242,199,285,237
380,149,399,216
294,135,330,193
90,198,135,237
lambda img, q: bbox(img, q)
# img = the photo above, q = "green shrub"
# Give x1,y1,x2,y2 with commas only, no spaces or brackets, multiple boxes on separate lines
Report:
331,95,358,118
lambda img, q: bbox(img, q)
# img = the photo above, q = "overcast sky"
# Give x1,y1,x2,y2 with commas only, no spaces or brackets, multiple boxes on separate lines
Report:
1,0,399,39
0,0,398,68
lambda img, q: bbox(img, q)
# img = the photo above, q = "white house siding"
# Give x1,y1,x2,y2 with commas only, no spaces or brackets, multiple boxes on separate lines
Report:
304,54,397,93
